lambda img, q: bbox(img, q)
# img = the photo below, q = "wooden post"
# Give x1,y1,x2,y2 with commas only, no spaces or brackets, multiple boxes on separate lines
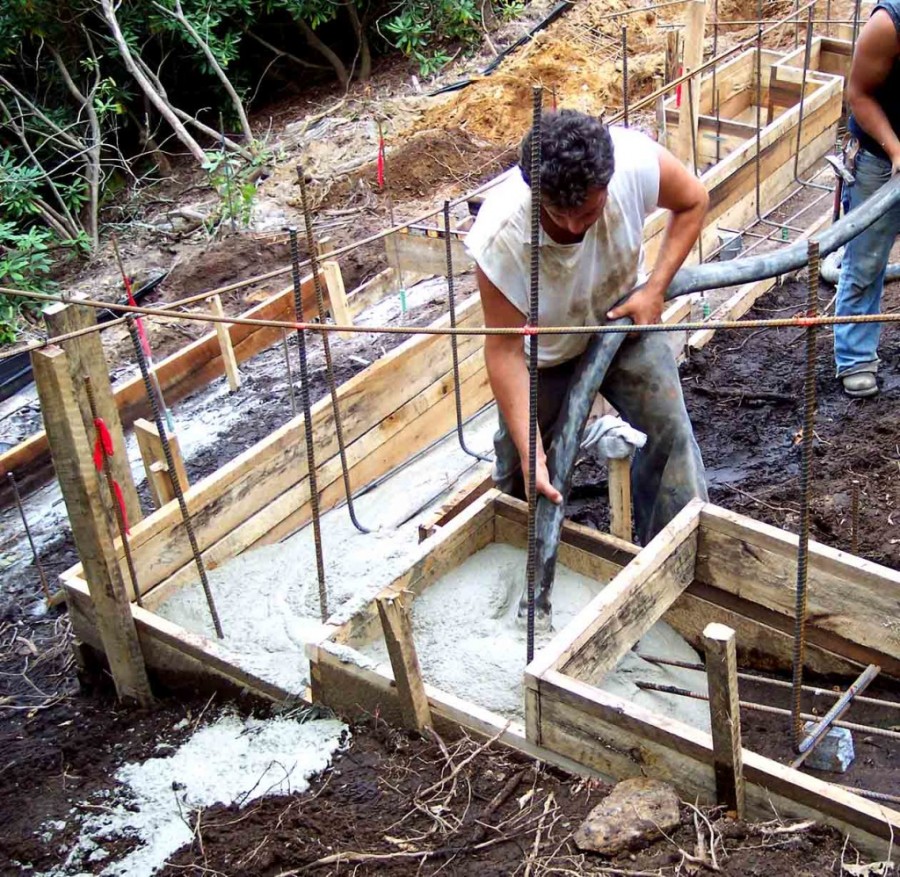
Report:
43,301,142,526
133,417,189,508
703,622,745,817
32,346,153,706
316,236,334,258
321,260,352,332
608,457,633,543
377,592,432,733
210,295,240,391
676,0,708,171
654,75,667,148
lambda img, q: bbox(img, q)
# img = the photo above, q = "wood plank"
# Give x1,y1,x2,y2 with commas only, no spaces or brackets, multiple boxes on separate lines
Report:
493,494,639,565
387,230,471,278
320,260,352,331
377,592,433,732
697,505,900,667
675,0,710,170
33,347,152,705
90,293,487,592
331,493,499,648
133,418,189,509
664,590,862,677
703,622,745,817
210,295,240,391
537,671,899,855
524,498,702,686
607,457,632,543
0,273,318,476
418,466,494,542
44,302,142,525
139,349,491,606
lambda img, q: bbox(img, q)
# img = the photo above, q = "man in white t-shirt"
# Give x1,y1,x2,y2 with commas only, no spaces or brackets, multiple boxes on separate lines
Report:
465,110,709,545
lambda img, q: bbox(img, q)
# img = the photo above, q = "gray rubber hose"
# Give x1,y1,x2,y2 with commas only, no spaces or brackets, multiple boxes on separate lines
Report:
819,247,900,285
529,174,900,620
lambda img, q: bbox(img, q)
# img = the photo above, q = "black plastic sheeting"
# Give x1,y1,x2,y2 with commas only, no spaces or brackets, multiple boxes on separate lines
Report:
0,272,169,404
429,1,575,97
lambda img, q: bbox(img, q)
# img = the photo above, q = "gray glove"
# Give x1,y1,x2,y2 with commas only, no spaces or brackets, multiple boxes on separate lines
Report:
580,415,647,460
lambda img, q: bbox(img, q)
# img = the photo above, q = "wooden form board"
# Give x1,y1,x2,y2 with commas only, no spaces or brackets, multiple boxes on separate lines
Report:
0,272,316,476
525,501,900,855
649,47,842,268
63,293,493,607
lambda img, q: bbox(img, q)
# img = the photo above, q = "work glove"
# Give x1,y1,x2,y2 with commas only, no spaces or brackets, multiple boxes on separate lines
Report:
580,415,647,460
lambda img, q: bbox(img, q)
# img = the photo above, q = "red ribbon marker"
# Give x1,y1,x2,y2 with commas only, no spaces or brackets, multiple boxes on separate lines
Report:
112,481,130,535
522,325,539,336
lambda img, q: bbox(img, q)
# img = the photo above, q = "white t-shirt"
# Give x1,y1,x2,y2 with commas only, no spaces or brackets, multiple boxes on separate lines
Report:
465,126,661,367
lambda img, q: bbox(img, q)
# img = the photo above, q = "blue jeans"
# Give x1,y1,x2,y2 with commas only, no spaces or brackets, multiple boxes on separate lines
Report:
834,147,900,376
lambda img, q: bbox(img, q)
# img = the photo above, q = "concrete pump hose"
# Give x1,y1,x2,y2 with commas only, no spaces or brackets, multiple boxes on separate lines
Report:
533,174,900,608
819,247,900,285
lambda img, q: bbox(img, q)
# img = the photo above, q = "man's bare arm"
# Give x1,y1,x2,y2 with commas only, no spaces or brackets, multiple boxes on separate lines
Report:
608,147,708,325
848,9,900,170
478,265,562,504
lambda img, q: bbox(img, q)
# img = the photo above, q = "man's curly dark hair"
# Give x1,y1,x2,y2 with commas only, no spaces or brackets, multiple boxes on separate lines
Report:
519,110,615,210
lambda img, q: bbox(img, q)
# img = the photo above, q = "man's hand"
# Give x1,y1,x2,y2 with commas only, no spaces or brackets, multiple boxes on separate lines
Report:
522,453,563,504
606,284,665,326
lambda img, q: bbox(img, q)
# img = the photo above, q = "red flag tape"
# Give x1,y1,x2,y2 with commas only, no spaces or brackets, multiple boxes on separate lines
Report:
112,480,130,535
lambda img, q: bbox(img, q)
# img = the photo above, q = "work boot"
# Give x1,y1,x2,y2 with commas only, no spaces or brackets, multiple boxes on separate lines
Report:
841,372,878,398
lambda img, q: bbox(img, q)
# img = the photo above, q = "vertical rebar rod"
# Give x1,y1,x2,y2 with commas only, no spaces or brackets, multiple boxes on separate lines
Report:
791,238,820,750
126,316,223,638
443,200,487,462
83,376,143,609
296,167,370,534
281,329,297,417
287,228,329,623
713,0,720,165
755,25,763,223
7,472,51,602
793,8,814,183
852,0,862,46
622,26,629,128
687,77,704,264
851,479,860,555
526,86,543,665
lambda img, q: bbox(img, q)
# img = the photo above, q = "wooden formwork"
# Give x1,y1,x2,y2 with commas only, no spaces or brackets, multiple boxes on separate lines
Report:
654,41,844,267
525,499,900,856
306,490,637,771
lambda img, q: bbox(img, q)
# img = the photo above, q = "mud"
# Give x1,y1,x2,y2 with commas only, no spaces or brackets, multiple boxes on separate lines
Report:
158,717,851,877
682,275,900,568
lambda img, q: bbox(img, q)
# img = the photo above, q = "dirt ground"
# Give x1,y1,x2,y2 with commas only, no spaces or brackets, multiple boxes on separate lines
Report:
1,0,897,873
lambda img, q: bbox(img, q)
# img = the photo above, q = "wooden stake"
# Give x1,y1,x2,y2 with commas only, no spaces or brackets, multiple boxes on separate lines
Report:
608,457,633,543
43,301,142,526
676,0,708,171
134,418,189,508
320,260,352,334
654,75,667,148
211,295,240,391
703,622,745,817
32,346,153,706
377,592,432,733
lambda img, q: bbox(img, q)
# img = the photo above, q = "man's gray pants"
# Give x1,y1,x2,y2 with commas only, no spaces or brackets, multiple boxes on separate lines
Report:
493,333,708,546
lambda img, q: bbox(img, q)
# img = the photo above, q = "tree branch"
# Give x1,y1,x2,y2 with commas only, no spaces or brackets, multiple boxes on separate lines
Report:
296,17,349,87
152,0,254,142
99,0,207,164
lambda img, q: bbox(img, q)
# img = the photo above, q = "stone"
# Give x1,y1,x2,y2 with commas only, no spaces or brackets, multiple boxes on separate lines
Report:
803,722,855,773
574,777,681,854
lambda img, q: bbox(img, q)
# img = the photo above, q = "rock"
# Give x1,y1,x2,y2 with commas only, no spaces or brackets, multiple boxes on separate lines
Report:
574,777,681,854
803,722,855,772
